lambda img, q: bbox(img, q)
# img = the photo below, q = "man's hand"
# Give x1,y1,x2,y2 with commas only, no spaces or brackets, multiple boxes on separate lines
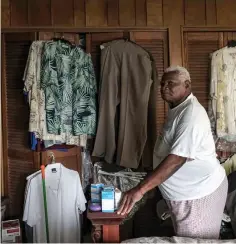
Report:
117,186,143,215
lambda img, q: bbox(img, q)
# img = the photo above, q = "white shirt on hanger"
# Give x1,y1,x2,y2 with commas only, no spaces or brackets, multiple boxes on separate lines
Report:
211,46,236,141
23,163,86,243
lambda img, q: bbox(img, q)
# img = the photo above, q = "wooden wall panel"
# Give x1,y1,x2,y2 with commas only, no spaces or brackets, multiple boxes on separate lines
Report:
184,0,206,25
74,0,85,26
119,0,136,26
86,0,107,26
206,0,217,25
135,0,147,26
146,0,163,26
28,0,51,26
51,0,74,26
74,0,85,27
3,0,236,29
10,0,28,26
1,0,10,27
216,0,236,26
107,0,119,26
163,0,184,65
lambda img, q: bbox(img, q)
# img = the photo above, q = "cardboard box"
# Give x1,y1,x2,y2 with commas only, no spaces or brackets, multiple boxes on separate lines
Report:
1,219,21,243
102,186,115,213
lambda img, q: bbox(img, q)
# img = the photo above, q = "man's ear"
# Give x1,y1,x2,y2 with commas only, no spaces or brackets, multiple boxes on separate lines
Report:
185,80,191,89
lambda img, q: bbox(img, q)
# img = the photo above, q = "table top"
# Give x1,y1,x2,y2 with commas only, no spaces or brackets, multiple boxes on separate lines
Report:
87,208,127,220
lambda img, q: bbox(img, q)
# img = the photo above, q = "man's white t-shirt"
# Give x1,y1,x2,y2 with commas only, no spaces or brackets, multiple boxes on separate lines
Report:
23,163,86,243
153,93,226,201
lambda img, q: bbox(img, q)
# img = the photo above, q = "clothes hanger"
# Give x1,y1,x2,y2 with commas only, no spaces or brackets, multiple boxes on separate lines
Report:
52,36,73,46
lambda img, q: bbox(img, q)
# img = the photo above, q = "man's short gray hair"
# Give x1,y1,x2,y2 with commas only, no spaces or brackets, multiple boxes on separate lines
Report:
164,66,191,82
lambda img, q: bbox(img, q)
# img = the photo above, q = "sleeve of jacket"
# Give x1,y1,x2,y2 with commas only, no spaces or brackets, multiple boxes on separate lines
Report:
141,55,158,169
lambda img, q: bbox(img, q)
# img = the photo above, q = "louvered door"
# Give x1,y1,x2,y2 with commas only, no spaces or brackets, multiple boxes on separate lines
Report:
2,33,38,216
131,31,169,134
183,32,223,110
223,32,236,46
183,31,236,159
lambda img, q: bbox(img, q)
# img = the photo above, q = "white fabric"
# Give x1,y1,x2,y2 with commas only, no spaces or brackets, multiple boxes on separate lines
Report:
23,163,86,243
153,94,226,201
210,46,236,141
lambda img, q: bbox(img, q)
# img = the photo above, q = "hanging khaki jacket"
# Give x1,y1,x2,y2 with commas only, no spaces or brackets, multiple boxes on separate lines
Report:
92,39,157,169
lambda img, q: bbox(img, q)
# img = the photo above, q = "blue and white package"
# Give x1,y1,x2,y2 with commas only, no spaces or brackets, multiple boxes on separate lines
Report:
91,183,104,203
102,186,115,213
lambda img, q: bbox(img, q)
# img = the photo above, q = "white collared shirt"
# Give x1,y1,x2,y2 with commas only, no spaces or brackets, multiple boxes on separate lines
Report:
23,163,86,243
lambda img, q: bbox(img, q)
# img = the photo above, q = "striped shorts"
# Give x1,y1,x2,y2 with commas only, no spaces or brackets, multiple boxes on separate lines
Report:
166,177,228,239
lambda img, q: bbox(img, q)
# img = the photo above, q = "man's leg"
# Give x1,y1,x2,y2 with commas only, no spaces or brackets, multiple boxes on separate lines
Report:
166,177,228,239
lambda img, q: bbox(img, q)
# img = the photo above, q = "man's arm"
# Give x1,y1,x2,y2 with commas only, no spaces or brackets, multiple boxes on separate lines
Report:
117,154,187,215
139,154,186,195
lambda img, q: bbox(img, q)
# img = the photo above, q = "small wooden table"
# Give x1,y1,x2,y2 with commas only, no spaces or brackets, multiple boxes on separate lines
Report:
87,209,127,243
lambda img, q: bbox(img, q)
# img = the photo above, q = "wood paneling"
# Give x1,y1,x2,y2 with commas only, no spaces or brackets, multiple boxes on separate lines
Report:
1,34,8,196
135,0,147,26
28,0,51,26
119,0,136,26
86,0,107,26
184,0,206,25
10,0,28,26
74,0,86,26
206,0,217,25
216,0,236,26
51,0,74,26
107,0,119,26
1,0,10,27
163,0,184,65
2,0,236,71
146,0,163,26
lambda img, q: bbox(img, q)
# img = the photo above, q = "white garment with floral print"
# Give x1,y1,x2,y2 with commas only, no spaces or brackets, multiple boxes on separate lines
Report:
210,47,236,142
23,41,87,147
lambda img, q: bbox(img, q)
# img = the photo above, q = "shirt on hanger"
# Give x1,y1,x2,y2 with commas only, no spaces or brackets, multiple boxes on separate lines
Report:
23,163,86,243
40,41,97,137
23,41,87,147
210,46,236,142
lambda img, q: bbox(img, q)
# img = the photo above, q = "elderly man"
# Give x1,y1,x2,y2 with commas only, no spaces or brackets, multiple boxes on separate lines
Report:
118,66,228,239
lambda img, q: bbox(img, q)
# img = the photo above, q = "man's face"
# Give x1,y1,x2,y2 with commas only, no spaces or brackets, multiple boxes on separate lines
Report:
160,71,188,104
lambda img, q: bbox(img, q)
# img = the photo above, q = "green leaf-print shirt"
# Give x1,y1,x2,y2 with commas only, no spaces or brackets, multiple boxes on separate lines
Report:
40,41,97,136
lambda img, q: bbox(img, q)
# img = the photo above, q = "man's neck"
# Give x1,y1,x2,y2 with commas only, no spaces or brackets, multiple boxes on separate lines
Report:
170,92,191,109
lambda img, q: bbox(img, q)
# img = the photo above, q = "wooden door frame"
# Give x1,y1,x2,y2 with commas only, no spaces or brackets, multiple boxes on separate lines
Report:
1,33,9,196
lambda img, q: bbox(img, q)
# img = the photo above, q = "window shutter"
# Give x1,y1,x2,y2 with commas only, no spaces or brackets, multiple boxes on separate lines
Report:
131,31,169,134
223,32,236,46
3,33,37,216
183,32,223,110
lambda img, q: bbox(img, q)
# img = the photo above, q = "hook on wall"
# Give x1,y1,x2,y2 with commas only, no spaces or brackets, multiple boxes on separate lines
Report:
48,151,56,164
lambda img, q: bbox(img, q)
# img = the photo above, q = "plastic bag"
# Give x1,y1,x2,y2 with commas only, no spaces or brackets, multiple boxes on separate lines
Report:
93,162,148,223
81,149,93,192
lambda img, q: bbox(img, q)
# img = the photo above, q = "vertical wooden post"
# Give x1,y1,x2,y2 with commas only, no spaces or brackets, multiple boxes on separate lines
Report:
103,225,120,243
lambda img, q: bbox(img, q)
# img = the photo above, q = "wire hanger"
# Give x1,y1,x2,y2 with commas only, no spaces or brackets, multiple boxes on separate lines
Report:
52,36,73,46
